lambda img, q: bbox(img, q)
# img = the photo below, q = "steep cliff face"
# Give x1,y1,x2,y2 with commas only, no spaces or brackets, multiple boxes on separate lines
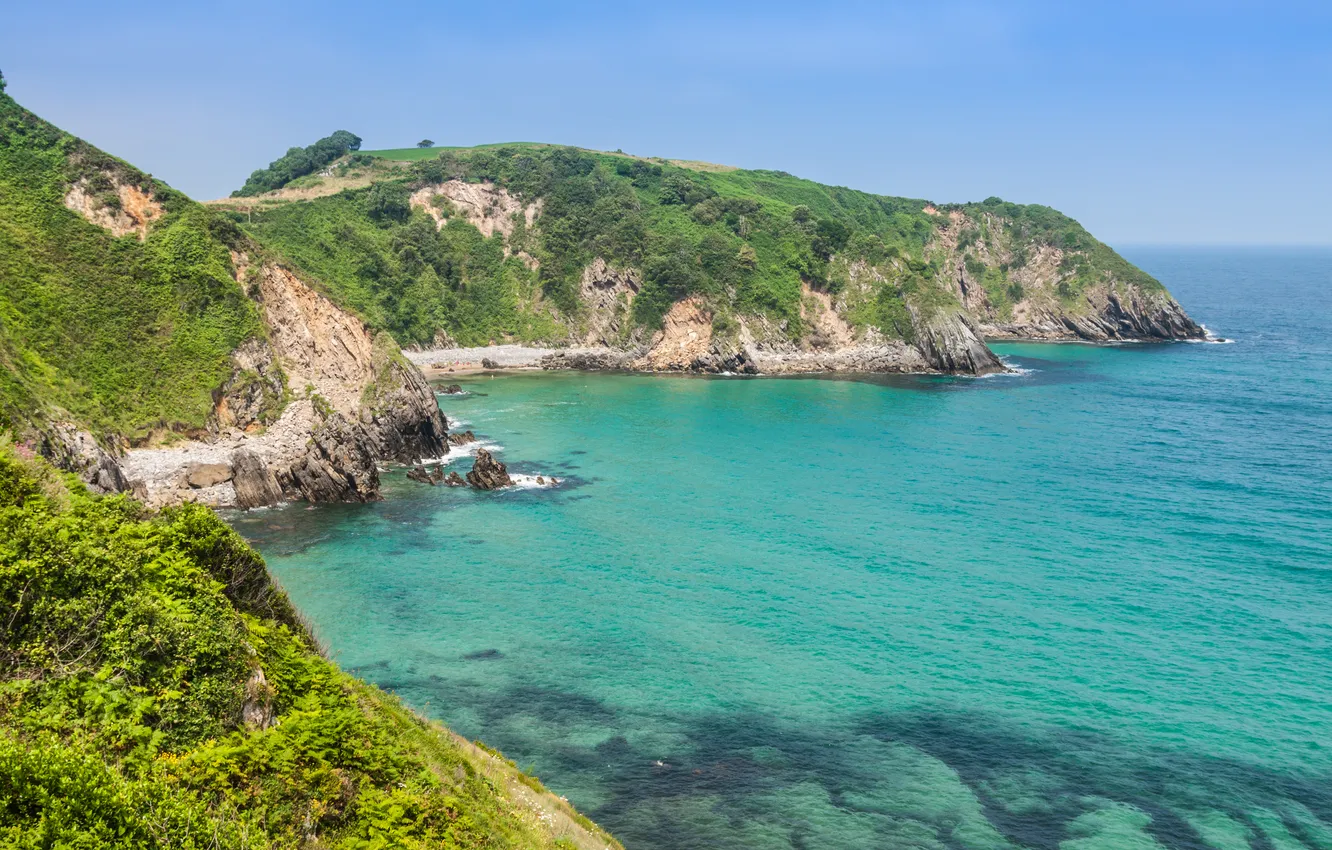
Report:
0,90,447,507
120,256,450,509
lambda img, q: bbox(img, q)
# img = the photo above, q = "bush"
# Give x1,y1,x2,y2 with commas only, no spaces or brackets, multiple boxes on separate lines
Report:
232,130,362,197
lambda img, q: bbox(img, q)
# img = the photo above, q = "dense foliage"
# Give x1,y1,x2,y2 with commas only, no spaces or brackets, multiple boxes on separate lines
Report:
244,143,1162,348
0,444,613,849
232,130,363,198
0,91,264,439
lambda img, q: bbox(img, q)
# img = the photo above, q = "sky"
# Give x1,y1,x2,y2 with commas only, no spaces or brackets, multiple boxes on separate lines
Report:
2,1,1328,245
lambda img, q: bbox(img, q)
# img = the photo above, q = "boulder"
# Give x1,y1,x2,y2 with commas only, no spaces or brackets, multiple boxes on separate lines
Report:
186,462,233,489
443,471,466,486
481,357,499,369
466,448,513,490
231,450,283,509
441,384,463,394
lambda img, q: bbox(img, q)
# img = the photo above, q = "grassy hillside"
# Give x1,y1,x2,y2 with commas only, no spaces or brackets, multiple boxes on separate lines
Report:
240,143,1164,349
0,441,619,849
0,90,263,439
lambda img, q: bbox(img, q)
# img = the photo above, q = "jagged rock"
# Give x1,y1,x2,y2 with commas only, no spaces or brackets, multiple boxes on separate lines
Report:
466,449,513,490
278,413,380,503
231,450,284,509
443,471,466,486
186,463,233,488
481,358,500,369
448,430,476,446
537,476,544,485
912,308,1006,375
441,384,463,394
407,464,448,486
37,423,127,494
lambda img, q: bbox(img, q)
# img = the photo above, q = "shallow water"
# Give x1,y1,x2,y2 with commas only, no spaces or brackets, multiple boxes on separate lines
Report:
235,248,1332,850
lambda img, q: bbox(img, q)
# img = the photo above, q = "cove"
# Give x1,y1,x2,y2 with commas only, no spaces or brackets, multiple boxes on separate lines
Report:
233,249,1332,850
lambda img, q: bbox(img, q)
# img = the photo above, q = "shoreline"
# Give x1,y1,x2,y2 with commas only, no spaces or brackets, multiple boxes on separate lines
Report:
409,333,1217,381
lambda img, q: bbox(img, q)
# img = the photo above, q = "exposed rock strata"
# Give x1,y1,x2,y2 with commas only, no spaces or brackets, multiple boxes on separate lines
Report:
467,449,514,490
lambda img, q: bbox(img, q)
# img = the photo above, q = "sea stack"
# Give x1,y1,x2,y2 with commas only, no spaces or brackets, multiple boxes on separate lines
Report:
467,448,514,490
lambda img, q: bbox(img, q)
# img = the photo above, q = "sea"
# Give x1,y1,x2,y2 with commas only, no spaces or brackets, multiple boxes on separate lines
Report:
233,248,1332,850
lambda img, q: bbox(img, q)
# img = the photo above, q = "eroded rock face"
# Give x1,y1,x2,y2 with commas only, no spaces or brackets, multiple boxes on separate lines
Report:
981,286,1205,341
231,450,284,510
64,175,163,240
580,258,642,346
410,181,540,240
448,431,477,446
37,423,127,495
912,308,1006,375
466,449,513,490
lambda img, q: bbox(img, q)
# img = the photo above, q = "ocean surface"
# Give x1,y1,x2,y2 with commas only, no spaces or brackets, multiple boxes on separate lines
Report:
234,248,1332,850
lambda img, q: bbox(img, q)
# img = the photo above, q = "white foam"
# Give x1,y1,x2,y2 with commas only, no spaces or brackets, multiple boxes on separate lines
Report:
1192,325,1235,344
509,473,563,490
415,439,503,467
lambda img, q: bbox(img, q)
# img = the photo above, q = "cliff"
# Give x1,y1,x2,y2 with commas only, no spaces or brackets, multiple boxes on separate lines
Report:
230,142,1202,377
0,445,620,849
0,91,447,507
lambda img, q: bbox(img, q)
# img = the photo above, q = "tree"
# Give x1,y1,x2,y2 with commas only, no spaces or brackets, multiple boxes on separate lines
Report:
0,69,6,93
417,139,434,148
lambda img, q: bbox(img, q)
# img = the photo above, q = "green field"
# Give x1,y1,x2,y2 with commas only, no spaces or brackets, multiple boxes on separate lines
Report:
361,142,552,161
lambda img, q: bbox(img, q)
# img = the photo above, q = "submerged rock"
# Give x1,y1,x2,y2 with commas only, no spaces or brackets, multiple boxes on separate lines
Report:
466,448,513,490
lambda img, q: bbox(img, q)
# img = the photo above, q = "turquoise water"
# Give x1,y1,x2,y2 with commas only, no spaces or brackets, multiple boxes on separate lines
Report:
234,249,1332,850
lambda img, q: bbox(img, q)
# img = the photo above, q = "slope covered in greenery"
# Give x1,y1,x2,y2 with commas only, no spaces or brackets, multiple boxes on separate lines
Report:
0,88,263,439
0,442,618,848
232,130,363,197
238,143,1167,349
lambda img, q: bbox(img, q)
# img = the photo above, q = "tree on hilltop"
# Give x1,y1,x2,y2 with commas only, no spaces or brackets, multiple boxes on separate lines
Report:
417,139,434,148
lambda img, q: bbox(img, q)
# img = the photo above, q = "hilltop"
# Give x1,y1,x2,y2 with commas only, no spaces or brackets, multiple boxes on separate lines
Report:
214,140,1203,376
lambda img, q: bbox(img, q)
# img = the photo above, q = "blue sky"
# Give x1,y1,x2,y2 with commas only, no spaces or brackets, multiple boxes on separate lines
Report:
2,1,1328,244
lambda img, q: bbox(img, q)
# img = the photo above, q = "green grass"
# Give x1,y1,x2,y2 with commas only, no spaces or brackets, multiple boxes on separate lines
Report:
0,442,615,849
360,143,552,162
0,92,264,440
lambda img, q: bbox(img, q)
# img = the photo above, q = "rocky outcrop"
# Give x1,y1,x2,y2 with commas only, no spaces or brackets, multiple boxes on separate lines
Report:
466,449,513,490
108,257,449,510
448,430,477,446
441,384,463,395
912,308,1006,374
37,423,128,495
981,286,1205,341
230,449,284,509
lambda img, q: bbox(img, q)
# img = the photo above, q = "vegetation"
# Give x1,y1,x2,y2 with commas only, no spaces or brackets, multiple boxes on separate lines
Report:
241,142,1161,349
0,443,617,849
233,131,363,198
0,90,264,439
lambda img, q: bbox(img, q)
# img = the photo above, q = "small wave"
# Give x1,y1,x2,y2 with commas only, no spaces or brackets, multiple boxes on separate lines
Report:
434,390,472,398
415,440,504,467
1192,325,1235,344
509,473,562,490
980,359,1036,378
